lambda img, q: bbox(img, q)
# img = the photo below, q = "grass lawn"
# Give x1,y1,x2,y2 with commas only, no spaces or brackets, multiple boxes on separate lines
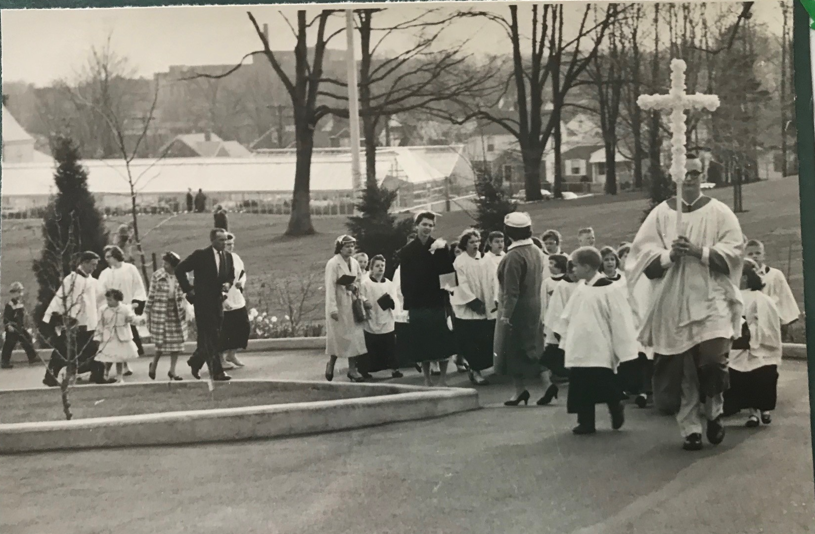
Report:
1,177,804,331
0,381,395,424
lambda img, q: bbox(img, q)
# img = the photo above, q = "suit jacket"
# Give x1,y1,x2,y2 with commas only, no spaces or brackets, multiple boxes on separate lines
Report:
175,246,235,319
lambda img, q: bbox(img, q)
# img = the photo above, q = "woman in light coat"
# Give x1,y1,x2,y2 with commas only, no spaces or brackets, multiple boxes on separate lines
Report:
324,235,367,382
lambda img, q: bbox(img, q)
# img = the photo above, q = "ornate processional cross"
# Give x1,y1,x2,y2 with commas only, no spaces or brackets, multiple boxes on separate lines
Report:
637,59,720,234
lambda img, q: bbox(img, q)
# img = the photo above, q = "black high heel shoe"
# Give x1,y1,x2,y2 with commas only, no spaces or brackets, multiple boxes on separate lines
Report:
148,362,156,380
168,372,183,381
504,390,530,406
536,384,559,406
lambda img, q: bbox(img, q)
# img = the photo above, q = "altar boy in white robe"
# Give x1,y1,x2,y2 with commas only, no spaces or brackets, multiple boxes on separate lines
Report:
626,157,744,451
723,259,783,427
554,247,638,434
541,259,578,389
360,255,403,379
744,239,800,329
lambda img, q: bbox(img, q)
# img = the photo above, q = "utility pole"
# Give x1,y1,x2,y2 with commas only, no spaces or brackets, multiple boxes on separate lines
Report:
346,10,363,209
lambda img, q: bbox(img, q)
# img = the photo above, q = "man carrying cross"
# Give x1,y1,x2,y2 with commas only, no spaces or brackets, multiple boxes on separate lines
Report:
627,60,744,451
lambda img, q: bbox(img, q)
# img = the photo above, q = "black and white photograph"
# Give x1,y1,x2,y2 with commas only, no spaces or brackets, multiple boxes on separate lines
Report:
1,1,813,532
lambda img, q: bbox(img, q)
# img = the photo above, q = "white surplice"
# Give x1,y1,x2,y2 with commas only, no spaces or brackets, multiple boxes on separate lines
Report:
360,274,397,335
451,252,498,320
626,198,744,356
730,290,783,373
540,274,564,324
43,270,100,330
543,278,577,345
224,252,247,311
759,265,800,326
554,272,639,371
392,266,408,323
98,263,147,305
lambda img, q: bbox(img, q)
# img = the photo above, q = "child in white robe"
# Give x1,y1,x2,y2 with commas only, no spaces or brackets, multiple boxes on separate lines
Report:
482,231,506,271
600,246,624,283
541,259,578,388
618,242,655,408
360,255,402,379
744,239,800,327
723,259,783,427
554,247,639,434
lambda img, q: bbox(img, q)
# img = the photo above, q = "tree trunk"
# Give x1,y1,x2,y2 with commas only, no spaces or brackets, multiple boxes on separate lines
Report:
362,116,378,187
780,5,789,177
286,116,316,236
604,142,617,195
522,143,544,201
553,115,563,199
126,163,152,289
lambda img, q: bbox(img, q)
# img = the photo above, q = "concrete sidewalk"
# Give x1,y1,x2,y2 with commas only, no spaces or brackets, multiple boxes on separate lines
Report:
2,353,814,534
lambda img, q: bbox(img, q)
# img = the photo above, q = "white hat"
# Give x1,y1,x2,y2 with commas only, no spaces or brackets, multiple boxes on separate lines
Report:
686,158,703,173
504,211,532,228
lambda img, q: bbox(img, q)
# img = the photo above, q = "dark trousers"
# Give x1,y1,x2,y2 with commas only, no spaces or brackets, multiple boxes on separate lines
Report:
2,329,38,364
44,328,105,384
577,401,621,429
189,308,224,377
130,324,144,356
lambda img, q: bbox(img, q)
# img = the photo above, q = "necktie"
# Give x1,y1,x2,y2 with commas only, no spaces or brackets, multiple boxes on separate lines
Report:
218,251,226,280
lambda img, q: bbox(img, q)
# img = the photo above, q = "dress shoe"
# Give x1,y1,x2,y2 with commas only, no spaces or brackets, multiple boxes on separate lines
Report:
683,433,703,451
610,403,625,430
1,363,13,369
706,416,725,445
572,424,596,435
504,390,530,406
745,415,760,428
213,373,232,381
43,373,59,387
187,358,201,380
635,393,648,409
391,370,404,379
761,412,772,425
536,384,559,405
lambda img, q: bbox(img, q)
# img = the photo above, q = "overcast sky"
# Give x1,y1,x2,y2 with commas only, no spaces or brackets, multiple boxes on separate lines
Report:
1,0,785,87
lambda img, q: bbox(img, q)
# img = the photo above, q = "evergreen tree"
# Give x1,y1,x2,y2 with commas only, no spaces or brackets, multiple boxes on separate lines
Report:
642,166,673,222
474,170,517,236
32,135,109,329
346,182,413,278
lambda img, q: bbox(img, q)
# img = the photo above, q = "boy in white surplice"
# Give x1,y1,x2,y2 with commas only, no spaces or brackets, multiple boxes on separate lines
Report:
554,247,639,435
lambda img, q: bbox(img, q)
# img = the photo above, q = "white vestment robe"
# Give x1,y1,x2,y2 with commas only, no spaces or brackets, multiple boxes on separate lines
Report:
451,252,498,320
730,290,783,373
224,253,247,311
392,266,408,323
759,266,799,326
43,271,100,330
540,274,565,325
543,279,577,345
626,198,744,356
98,263,147,306
554,273,639,371
360,275,397,335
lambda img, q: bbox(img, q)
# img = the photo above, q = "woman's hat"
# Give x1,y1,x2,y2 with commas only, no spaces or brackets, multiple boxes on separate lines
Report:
504,212,532,228
162,251,181,267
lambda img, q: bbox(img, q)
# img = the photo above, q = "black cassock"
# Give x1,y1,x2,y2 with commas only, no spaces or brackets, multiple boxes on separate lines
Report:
397,237,456,363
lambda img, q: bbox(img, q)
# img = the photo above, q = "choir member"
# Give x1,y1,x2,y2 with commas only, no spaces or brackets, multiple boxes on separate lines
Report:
723,259,783,427
360,255,403,379
554,247,638,434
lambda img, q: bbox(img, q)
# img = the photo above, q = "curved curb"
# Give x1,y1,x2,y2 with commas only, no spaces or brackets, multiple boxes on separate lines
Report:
11,338,809,362
0,380,479,454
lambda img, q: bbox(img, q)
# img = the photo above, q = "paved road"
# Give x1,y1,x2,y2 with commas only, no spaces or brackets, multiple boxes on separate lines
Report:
2,353,814,534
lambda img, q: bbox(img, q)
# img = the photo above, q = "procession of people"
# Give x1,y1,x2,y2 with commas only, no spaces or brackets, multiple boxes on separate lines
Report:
2,152,798,452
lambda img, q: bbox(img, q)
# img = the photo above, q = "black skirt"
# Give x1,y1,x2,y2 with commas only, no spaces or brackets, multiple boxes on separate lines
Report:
362,331,397,373
541,344,570,378
617,353,654,394
453,318,495,372
723,365,778,413
395,322,413,368
404,308,456,363
567,367,625,414
219,307,250,351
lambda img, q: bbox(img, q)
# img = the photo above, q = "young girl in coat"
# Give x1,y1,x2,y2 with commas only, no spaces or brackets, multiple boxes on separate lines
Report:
95,289,145,384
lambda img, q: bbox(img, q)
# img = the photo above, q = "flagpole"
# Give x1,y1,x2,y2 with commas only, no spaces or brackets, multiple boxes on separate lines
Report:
346,10,362,211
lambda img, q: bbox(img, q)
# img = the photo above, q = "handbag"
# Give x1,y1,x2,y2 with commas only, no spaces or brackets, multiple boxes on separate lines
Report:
352,297,366,323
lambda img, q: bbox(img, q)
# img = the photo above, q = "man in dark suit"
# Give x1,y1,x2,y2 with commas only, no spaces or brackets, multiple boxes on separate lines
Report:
176,228,234,381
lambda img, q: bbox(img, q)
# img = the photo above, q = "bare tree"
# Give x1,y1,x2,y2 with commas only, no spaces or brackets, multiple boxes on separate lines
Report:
62,37,170,288
183,10,345,236
317,8,499,186
434,4,621,201
586,7,625,195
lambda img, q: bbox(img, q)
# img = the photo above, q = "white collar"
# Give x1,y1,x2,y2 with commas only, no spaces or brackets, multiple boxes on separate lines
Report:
587,272,605,286
507,238,534,251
